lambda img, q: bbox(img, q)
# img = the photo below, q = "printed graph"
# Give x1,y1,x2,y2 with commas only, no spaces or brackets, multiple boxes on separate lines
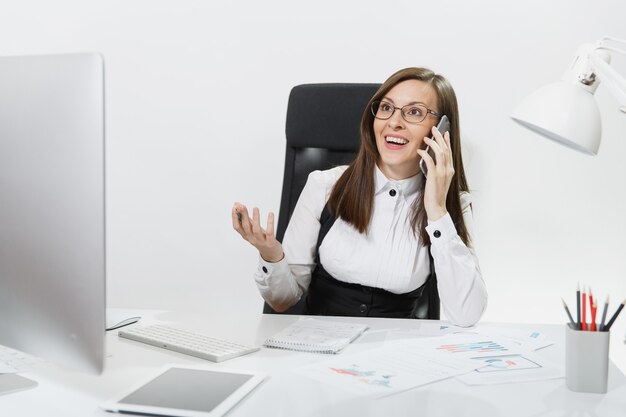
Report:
474,354,542,373
436,340,508,354
329,365,395,388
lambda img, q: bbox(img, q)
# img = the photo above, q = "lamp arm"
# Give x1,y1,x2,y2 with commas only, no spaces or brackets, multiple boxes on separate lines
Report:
588,46,626,110
600,36,626,46
596,45,626,56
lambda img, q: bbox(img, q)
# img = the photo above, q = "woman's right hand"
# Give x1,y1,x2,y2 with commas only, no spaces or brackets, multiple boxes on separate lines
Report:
232,202,284,263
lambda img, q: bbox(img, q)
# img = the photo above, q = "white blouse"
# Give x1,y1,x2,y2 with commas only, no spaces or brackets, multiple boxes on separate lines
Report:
254,166,487,327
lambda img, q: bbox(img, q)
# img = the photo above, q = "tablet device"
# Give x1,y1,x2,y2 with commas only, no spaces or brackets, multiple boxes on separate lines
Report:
102,366,266,417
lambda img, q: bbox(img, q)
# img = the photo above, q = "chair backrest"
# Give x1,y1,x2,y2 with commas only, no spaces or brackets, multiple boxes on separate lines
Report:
264,84,440,319
275,84,380,242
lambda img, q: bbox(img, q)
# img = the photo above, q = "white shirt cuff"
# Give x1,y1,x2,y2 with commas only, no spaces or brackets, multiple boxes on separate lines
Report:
425,212,458,246
255,256,290,285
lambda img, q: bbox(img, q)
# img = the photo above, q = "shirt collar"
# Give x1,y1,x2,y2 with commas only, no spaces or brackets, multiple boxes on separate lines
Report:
374,165,423,199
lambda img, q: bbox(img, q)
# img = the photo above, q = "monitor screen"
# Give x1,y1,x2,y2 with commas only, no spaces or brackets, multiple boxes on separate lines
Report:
0,53,106,393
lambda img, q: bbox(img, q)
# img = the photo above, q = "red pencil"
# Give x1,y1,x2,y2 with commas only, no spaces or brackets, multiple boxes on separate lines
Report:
582,287,587,331
589,289,596,331
591,300,597,331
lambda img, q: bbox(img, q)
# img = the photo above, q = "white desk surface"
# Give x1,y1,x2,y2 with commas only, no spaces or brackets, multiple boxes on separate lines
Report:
2,311,626,417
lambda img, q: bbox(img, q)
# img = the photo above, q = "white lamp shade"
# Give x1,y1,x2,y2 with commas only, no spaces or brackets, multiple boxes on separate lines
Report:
511,81,602,155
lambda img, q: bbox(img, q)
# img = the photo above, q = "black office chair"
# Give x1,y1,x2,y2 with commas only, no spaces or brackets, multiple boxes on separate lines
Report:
263,84,440,319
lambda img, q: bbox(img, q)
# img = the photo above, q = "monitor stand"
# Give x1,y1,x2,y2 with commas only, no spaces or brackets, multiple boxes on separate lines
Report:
0,373,38,396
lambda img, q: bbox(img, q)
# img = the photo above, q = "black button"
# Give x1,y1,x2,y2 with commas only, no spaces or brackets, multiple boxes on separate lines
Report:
262,266,268,273
389,189,397,197
433,230,441,238
359,304,368,313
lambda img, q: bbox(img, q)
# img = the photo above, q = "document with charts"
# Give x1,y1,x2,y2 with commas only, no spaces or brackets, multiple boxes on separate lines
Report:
398,331,563,386
452,326,563,385
455,350,564,385
294,333,524,396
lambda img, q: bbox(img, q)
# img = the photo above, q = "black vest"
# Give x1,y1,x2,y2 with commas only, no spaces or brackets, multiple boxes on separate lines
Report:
304,203,437,319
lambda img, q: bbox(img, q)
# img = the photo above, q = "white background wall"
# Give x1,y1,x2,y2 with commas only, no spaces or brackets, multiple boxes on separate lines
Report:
2,1,625,369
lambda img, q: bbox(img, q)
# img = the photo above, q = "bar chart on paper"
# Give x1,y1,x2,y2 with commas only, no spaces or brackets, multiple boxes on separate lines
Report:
436,341,509,354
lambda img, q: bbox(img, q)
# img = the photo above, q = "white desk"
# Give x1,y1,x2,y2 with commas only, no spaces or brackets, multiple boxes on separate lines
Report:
2,312,626,417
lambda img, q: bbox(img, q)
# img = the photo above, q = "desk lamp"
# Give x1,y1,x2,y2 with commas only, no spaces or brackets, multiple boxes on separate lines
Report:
511,37,626,359
511,36,626,155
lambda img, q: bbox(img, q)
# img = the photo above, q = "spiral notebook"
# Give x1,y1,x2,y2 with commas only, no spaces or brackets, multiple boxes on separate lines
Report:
263,318,368,354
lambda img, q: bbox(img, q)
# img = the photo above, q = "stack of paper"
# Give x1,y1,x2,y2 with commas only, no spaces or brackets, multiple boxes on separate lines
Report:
293,331,563,396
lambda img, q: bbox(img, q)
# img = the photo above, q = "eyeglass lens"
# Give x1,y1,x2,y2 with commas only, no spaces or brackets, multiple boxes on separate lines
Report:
371,101,429,124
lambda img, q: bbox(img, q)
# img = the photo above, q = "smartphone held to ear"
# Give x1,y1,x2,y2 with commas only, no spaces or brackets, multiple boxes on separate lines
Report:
420,115,450,177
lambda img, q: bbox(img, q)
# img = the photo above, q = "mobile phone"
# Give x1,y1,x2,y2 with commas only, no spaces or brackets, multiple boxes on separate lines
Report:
420,115,450,177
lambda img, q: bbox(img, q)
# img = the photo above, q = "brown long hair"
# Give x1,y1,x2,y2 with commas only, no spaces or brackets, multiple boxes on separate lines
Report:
327,67,470,246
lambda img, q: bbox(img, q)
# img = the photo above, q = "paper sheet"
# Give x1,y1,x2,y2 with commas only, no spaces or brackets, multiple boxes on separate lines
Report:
474,326,554,351
296,335,502,397
406,332,523,359
293,331,542,396
456,350,564,385
385,323,466,339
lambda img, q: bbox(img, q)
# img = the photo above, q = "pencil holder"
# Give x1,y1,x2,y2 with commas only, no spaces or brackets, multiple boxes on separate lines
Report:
565,324,610,393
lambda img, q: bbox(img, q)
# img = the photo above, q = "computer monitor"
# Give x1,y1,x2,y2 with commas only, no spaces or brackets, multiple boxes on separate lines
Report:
0,53,106,394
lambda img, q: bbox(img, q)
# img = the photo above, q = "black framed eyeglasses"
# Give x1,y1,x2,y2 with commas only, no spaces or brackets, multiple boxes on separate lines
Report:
371,100,442,124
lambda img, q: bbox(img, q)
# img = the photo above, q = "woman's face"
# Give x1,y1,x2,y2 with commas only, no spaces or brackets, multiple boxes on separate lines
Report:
373,79,440,180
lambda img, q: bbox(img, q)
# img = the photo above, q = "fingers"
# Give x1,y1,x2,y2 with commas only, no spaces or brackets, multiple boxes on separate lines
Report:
428,126,447,156
431,125,448,150
232,203,245,233
417,148,434,172
252,207,262,235
232,203,258,243
252,208,278,238
444,131,453,162
239,205,253,236
232,203,283,261
423,127,452,170
266,212,275,239
232,203,277,243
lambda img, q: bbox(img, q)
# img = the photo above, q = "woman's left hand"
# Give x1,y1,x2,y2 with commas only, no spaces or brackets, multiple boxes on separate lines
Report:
416,125,455,221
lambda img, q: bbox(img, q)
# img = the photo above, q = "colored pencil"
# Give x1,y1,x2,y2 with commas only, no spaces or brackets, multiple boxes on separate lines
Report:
590,300,597,332
589,289,595,331
576,283,581,330
599,296,610,331
562,298,576,328
604,298,626,331
582,286,587,331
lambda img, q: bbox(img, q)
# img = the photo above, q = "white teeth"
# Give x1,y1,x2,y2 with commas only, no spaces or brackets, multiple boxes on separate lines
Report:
385,136,408,145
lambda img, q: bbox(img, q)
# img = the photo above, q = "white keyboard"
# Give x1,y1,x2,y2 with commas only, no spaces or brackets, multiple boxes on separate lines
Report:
118,325,260,363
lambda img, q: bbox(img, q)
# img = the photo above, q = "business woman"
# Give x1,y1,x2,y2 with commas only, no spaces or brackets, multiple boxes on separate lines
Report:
232,67,487,327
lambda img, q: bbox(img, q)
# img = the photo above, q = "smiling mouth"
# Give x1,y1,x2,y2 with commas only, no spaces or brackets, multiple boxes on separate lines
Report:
385,136,408,145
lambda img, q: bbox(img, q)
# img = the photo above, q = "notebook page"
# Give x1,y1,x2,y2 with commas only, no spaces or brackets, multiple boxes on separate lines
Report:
264,318,368,354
